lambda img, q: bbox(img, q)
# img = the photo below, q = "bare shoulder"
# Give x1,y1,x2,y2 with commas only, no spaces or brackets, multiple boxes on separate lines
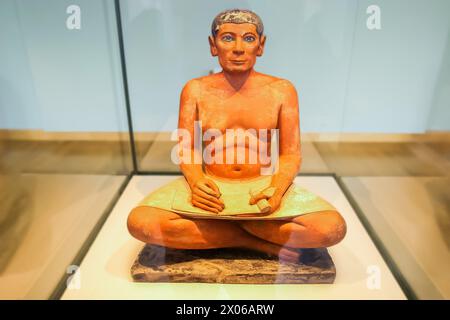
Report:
182,73,224,96
270,78,298,96
254,72,298,95
195,72,223,84
180,78,203,99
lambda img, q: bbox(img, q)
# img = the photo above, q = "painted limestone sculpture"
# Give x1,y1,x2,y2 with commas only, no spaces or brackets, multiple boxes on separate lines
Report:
127,9,347,263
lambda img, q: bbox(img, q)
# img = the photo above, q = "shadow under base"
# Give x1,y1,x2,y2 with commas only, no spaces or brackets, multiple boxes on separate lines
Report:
131,245,336,284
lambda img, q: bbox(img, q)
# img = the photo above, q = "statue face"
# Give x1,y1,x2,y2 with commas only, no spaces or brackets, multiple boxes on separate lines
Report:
209,23,266,73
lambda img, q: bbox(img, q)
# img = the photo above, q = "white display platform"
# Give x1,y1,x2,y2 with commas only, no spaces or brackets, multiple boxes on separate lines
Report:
61,175,406,299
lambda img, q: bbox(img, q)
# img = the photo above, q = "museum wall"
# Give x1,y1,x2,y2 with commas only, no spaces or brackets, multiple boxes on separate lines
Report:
427,26,450,131
343,0,450,133
0,0,449,133
0,0,128,132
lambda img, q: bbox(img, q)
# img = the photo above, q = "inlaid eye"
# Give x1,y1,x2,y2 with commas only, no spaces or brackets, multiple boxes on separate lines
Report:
244,35,256,42
222,35,234,42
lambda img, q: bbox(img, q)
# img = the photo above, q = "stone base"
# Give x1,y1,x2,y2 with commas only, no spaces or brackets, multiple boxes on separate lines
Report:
131,245,336,284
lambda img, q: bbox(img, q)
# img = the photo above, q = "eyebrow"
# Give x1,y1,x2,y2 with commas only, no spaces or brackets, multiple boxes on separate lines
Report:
218,31,257,36
218,31,237,36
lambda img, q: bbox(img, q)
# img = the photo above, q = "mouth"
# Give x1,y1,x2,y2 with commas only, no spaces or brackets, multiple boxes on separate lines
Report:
230,60,247,65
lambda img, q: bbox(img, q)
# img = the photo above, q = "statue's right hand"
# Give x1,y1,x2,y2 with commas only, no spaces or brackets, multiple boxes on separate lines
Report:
190,178,224,213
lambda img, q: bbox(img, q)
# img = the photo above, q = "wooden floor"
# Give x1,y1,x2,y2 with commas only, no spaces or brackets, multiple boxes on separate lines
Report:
0,135,449,299
0,140,134,174
137,139,450,177
314,141,450,177
2,138,448,177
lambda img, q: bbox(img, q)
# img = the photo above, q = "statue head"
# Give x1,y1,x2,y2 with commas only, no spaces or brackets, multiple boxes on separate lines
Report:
209,9,266,73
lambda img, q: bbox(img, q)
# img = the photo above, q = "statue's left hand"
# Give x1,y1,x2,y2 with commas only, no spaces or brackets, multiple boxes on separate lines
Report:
249,189,282,214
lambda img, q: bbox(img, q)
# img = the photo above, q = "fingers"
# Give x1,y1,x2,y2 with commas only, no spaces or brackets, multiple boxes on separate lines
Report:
249,193,269,205
268,196,281,213
190,178,224,214
204,179,221,196
197,183,218,197
192,194,224,212
192,200,219,213
193,187,224,206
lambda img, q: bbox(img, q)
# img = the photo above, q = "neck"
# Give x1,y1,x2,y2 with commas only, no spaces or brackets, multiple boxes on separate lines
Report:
223,69,254,91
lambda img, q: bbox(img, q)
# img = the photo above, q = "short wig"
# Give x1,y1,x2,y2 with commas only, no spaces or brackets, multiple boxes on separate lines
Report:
211,9,264,37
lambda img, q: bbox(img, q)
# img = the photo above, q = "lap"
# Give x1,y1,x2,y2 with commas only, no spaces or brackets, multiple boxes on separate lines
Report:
131,205,342,226
130,206,234,226
128,206,184,228
129,206,346,247
291,210,344,225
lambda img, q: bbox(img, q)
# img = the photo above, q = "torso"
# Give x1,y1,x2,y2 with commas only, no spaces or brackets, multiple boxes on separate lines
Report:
194,71,285,179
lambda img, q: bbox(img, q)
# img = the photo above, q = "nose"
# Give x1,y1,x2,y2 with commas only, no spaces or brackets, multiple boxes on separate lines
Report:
233,38,244,55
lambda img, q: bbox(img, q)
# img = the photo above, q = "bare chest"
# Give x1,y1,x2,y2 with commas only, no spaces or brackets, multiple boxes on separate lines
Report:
197,89,280,132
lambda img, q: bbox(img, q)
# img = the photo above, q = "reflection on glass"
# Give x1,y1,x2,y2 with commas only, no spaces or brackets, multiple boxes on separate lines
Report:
0,0,132,299
121,0,450,299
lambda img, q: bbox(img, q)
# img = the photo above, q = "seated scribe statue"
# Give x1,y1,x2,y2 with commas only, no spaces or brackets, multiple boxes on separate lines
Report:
127,9,346,263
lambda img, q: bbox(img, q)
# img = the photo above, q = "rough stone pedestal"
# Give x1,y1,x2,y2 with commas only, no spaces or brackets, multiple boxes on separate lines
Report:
131,245,336,284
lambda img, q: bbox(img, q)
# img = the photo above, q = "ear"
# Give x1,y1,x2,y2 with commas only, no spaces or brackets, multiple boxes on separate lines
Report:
257,35,266,57
208,35,218,56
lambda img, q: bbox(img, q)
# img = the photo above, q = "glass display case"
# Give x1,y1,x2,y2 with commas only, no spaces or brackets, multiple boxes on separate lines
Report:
1,0,449,300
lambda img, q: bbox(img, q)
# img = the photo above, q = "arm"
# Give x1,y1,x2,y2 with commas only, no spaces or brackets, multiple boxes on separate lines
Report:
250,80,301,212
178,80,224,213
270,80,302,200
178,80,204,189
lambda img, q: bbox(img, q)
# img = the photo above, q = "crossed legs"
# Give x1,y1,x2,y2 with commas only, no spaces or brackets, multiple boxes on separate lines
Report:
127,206,346,262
